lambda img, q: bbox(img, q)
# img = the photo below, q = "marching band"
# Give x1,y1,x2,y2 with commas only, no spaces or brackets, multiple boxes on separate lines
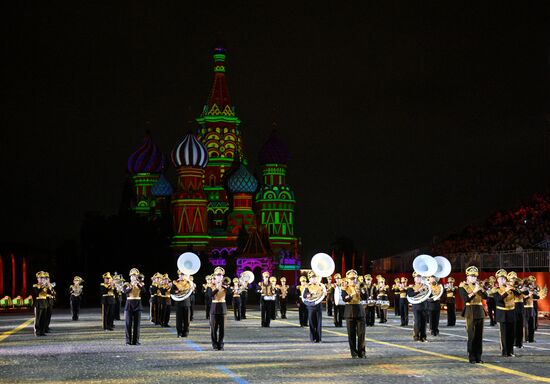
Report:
30,251,548,366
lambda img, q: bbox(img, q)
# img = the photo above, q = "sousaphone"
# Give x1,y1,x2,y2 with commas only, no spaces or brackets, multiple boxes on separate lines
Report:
171,252,201,302
302,253,335,306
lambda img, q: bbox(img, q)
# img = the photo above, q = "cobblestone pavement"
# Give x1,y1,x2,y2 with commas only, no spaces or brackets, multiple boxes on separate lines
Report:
1,307,549,383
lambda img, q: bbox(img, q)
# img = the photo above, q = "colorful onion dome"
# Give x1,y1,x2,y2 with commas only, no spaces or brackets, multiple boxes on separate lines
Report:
151,174,173,197
171,132,209,168
228,164,258,194
127,132,166,174
258,130,290,165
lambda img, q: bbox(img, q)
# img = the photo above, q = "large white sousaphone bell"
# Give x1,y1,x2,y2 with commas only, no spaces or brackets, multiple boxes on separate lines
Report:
407,254,451,304
302,253,335,306
171,252,201,302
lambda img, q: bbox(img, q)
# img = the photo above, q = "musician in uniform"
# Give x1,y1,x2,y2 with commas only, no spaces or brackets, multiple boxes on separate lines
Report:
399,277,409,326
493,269,517,357
326,277,334,317
203,275,213,320
159,273,172,327
407,272,427,342
342,269,366,358
113,273,123,321
239,275,249,319
508,271,526,349
123,268,145,345
531,275,540,330
210,266,231,350
258,271,272,327
364,275,377,327
44,272,55,333
278,277,289,319
485,276,497,326
523,276,538,343
303,271,324,343
297,275,309,327
459,266,487,363
100,272,116,331
427,275,444,336
150,272,161,324
445,276,456,326
32,271,52,336
171,270,193,337
392,277,401,317
69,276,84,321
232,278,242,321
269,276,279,320
376,276,389,323
333,273,346,327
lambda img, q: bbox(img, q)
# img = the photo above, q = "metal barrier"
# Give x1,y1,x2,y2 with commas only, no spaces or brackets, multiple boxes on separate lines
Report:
373,249,550,273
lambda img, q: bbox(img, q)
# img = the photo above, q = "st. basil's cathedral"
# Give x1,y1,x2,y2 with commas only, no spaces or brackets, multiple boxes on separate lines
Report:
125,45,301,282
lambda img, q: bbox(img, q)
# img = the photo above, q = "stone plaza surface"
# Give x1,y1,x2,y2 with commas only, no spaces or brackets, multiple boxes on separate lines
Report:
1,307,549,384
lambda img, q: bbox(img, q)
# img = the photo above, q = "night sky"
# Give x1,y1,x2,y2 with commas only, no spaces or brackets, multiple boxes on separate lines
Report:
1,3,549,258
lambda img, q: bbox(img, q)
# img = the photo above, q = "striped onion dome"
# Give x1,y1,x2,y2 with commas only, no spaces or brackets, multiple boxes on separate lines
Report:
171,132,208,168
228,164,258,194
127,132,166,174
258,130,290,165
151,174,173,197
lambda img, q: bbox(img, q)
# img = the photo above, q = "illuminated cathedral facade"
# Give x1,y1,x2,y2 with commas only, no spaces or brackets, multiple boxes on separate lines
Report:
125,45,300,279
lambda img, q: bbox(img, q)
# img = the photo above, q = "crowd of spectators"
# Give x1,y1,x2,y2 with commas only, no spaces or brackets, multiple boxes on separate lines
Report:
431,193,550,255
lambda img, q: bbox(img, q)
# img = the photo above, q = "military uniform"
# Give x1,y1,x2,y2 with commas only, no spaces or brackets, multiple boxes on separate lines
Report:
239,278,248,319
203,275,213,320
232,278,242,321
32,271,52,336
509,272,526,349
123,268,145,345
258,272,275,327
210,267,231,350
493,269,517,357
159,274,172,327
332,274,346,327
343,270,366,358
149,273,161,324
172,271,193,337
399,277,409,326
44,273,55,333
407,273,427,342
427,278,444,336
278,277,289,319
303,271,324,343
297,277,309,327
392,278,401,316
69,276,84,321
524,276,538,343
485,276,497,326
100,272,116,331
445,278,457,326
376,279,389,323
459,266,487,363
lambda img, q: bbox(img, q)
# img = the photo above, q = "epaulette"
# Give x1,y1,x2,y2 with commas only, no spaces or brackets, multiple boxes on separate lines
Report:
33,283,40,288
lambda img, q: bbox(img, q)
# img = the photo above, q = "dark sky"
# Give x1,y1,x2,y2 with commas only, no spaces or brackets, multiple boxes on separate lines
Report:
1,2,549,258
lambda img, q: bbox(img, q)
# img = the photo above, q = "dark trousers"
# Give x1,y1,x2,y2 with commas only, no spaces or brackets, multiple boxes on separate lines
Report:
233,297,241,320
366,306,376,326
394,296,400,316
429,307,440,335
400,299,409,326
514,305,524,348
307,304,322,342
447,301,456,326
499,321,515,356
334,305,345,327
466,317,484,362
125,303,141,345
524,309,535,342
45,303,52,331
70,296,81,320
190,295,195,321
327,299,333,316
240,292,247,319
487,298,496,325
413,308,427,340
272,297,278,320
205,300,211,320
375,305,380,319
34,305,47,335
102,302,115,330
159,301,171,326
299,303,308,326
261,298,274,327
346,317,366,358
150,298,158,324
379,308,387,323
175,303,190,336
534,301,538,330
210,314,225,349
280,298,287,318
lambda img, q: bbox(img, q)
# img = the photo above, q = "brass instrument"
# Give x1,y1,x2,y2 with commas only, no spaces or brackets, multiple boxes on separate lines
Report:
70,284,83,297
